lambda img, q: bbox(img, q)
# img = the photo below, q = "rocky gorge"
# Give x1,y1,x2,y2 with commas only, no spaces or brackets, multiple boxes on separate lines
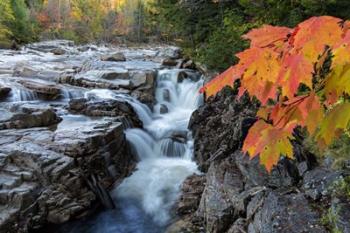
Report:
0,40,203,233
0,39,349,233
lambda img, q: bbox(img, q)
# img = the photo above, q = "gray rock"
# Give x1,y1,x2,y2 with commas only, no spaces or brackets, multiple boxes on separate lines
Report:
227,218,247,233
251,192,327,233
197,158,244,233
189,87,257,171
177,174,206,216
69,98,142,128
101,52,126,62
331,196,350,233
302,167,343,200
17,80,61,100
13,66,38,77
0,105,62,130
0,117,136,232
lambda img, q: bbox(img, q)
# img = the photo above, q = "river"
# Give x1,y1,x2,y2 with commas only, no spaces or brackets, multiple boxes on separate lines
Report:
0,40,203,233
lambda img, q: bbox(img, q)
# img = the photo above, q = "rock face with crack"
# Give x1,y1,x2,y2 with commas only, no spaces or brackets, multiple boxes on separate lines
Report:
0,118,136,233
169,86,350,233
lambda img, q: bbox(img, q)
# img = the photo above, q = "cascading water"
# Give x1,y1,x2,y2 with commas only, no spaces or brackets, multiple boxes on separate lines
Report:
58,69,203,233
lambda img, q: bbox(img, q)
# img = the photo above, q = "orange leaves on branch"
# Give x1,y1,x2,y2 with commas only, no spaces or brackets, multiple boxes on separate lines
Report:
242,120,294,172
199,66,241,98
290,16,343,62
242,25,292,48
316,103,350,147
278,53,314,98
201,16,350,172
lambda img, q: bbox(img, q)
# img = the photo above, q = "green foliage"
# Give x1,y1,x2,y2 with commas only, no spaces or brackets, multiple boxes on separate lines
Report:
196,11,254,71
306,134,350,169
151,0,350,71
9,0,39,43
0,0,15,47
321,208,342,233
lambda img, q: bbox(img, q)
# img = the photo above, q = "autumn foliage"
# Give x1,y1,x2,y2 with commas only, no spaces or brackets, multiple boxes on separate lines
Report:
200,16,350,172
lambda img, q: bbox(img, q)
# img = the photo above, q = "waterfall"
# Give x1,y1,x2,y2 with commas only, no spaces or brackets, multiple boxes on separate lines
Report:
110,69,204,228
63,69,204,233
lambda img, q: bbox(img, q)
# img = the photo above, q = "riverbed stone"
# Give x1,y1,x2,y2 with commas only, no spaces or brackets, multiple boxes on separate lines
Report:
0,86,11,99
17,80,61,100
51,48,66,55
0,105,62,130
68,98,143,128
101,52,126,62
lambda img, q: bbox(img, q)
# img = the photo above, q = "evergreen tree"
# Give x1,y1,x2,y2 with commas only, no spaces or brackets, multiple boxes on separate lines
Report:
0,0,14,47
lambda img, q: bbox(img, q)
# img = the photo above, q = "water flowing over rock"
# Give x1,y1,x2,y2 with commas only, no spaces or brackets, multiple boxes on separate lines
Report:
0,40,203,233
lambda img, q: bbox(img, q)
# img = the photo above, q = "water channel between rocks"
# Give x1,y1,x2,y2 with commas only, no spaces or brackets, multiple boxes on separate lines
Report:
0,40,204,233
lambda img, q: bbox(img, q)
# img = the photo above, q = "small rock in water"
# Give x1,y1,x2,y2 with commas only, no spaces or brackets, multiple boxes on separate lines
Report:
163,89,171,102
160,104,168,114
101,52,126,62
51,48,66,55
162,58,178,66
0,86,11,98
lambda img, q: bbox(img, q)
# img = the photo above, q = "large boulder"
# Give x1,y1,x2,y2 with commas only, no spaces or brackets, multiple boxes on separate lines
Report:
189,87,257,171
68,98,143,128
250,192,327,233
0,105,62,130
0,117,136,232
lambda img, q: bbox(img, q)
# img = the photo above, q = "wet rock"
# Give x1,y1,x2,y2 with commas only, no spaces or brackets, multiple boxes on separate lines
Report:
178,70,201,83
169,131,188,143
189,87,257,171
158,47,182,59
160,104,168,114
0,117,136,232
69,98,142,128
302,167,343,200
177,174,206,216
13,66,38,77
101,52,126,62
100,69,129,80
17,80,61,100
51,48,66,55
162,58,178,66
0,105,62,130
59,70,155,102
0,86,11,99
251,192,327,233
26,40,74,52
163,89,171,102
182,60,196,69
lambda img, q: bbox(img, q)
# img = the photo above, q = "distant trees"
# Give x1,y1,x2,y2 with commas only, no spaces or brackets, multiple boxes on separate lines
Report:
0,0,15,47
0,0,151,46
150,0,350,71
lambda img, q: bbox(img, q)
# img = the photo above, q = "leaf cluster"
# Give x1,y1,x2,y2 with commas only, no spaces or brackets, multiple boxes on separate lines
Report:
201,16,350,171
